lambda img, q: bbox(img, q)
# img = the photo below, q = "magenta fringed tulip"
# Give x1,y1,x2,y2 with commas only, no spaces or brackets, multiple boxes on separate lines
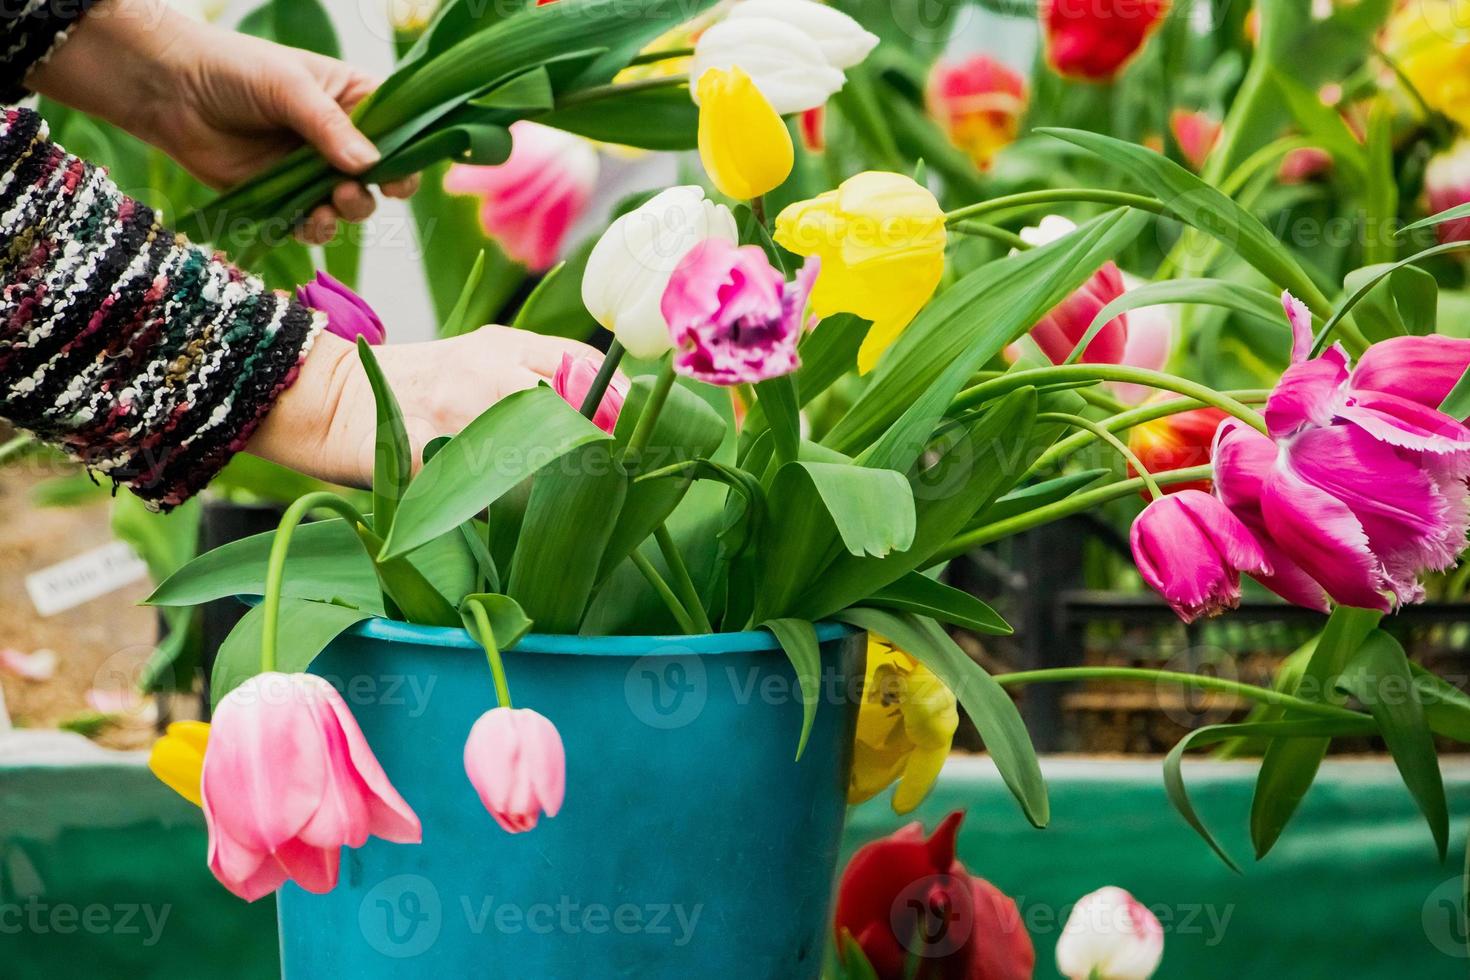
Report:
444,121,599,272
1130,490,1271,622
201,673,421,902
552,353,628,434
1209,293,1470,611
296,272,386,345
660,238,817,386
464,706,566,833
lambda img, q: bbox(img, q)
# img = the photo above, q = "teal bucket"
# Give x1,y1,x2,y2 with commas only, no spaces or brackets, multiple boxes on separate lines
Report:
276,619,866,977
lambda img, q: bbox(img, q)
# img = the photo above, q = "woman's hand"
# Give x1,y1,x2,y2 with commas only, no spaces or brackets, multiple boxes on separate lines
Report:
28,0,416,244
248,330,612,488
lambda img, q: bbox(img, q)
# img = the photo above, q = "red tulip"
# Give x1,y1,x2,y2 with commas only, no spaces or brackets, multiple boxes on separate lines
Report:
1126,404,1227,494
1042,0,1169,82
835,811,1034,980
927,55,1027,170
1168,109,1220,171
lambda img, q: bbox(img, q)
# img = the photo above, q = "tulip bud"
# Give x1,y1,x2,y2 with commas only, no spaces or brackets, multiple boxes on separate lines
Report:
464,706,566,833
552,353,628,433
1127,404,1226,494
1021,215,1128,365
725,0,878,69
689,16,847,115
695,67,794,201
1424,138,1470,245
1169,109,1220,171
296,272,386,345
443,121,599,272
1043,0,1169,82
1129,490,1271,623
1055,886,1164,980
926,55,1027,170
148,720,210,807
581,186,738,359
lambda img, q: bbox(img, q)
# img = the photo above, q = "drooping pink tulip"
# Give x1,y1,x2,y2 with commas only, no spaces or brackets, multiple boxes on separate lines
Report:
1207,293,1470,611
1129,489,1272,623
1424,139,1470,245
552,353,628,434
201,672,421,901
1022,216,1129,365
464,706,565,834
444,121,599,272
296,272,386,345
660,238,817,386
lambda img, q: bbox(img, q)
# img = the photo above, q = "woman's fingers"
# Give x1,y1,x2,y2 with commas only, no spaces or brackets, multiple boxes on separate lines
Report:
381,176,420,200
297,204,339,245
331,181,377,223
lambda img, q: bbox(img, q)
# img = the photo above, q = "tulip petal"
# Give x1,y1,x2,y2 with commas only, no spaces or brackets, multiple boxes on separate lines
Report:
1263,346,1349,438
519,711,566,819
1350,334,1470,417
272,837,340,895
322,688,422,844
1338,390,1470,455
1261,464,1390,611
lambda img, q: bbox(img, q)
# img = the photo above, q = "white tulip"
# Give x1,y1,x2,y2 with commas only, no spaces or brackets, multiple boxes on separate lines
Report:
725,0,878,70
689,17,847,115
1055,886,1164,980
581,186,738,359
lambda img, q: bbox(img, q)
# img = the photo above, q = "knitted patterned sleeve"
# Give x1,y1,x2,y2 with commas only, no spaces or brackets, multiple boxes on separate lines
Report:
1,1,100,102
0,107,325,508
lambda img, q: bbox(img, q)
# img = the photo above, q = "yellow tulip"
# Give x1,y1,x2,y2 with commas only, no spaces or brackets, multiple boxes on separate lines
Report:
848,637,958,814
148,720,210,807
1386,0,1470,130
696,67,794,202
773,172,946,373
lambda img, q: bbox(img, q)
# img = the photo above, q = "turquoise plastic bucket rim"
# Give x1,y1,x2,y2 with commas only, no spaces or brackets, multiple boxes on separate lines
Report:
237,596,859,656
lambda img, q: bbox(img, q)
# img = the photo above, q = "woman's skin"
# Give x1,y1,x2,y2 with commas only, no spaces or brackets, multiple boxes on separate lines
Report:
27,0,605,488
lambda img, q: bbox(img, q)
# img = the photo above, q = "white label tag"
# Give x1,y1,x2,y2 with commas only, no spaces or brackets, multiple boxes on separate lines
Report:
24,541,148,617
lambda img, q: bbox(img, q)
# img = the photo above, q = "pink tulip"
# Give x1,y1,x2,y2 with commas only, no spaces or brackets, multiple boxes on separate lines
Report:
0,647,56,681
1130,489,1271,622
296,272,386,345
1351,335,1470,420
1109,287,1174,404
1207,293,1470,611
1279,146,1333,184
1424,139,1470,245
1169,109,1220,171
660,238,817,386
1022,216,1128,365
553,353,628,434
444,121,599,272
464,706,565,833
202,672,421,901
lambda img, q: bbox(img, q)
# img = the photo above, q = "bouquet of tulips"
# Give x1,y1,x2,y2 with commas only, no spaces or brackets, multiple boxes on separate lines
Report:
144,0,1470,911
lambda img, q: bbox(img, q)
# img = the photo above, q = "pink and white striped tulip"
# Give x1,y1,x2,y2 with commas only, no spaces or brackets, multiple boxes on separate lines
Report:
464,706,565,833
1021,215,1129,365
202,672,421,901
444,121,599,272
1055,886,1164,980
1424,139,1470,245
1130,490,1271,623
660,238,816,386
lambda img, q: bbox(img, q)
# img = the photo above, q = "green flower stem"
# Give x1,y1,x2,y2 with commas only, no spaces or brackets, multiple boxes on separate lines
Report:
465,598,513,709
578,340,625,420
630,549,700,634
654,525,713,634
555,74,687,110
1073,385,1129,415
261,491,372,673
1038,412,1163,500
994,667,1367,723
953,365,1269,435
927,465,1211,565
949,220,1030,251
623,357,677,463
750,194,767,228
626,46,694,67
1028,390,1270,476
943,189,1167,225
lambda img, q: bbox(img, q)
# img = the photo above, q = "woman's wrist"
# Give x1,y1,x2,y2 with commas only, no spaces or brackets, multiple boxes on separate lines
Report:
26,0,192,141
